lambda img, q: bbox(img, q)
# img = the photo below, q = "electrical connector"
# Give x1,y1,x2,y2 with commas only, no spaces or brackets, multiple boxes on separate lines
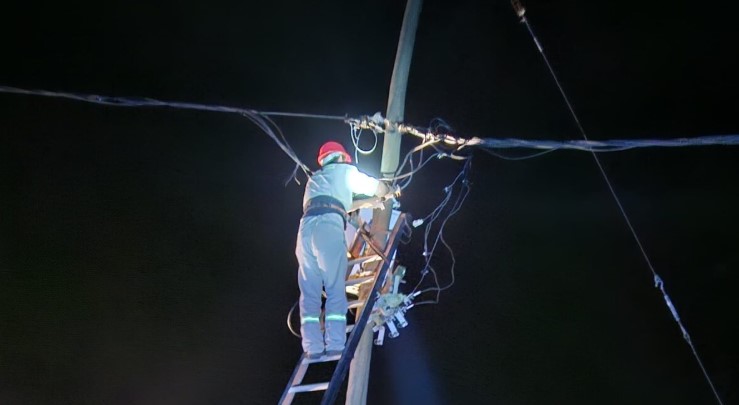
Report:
386,320,399,338
374,325,386,346
394,311,408,328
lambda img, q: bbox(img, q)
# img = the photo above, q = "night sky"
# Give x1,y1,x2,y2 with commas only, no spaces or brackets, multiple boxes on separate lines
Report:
2,1,738,404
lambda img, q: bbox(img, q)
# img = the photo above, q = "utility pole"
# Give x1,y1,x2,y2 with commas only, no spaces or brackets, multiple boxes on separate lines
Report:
345,0,423,404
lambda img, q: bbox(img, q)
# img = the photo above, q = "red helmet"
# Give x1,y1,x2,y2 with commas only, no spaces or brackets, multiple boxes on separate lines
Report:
317,141,352,165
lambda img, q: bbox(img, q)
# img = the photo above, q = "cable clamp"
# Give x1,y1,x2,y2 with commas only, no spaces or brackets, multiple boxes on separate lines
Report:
654,274,663,290
369,112,384,125
510,0,526,19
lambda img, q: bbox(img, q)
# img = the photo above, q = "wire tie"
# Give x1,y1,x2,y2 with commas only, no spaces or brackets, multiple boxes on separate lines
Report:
654,274,663,289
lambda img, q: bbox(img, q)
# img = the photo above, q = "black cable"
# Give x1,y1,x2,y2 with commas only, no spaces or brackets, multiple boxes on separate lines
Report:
410,158,472,298
512,3,724,403
417,162,471,301
286,299,301,338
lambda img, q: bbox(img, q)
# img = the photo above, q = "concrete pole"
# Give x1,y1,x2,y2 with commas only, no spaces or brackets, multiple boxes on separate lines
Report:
345,1,423,404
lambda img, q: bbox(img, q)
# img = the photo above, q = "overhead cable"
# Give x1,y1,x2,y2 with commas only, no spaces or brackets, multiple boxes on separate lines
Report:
4,85,737,156
510,3,725,404
0,85,345,120
348,122,378,164
478,135,739,152
0,85,323,176
350,113,739,156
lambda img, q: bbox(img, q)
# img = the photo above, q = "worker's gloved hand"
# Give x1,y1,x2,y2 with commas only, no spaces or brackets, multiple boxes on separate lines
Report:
379,183,400,202
391,184,401,198
379,180,400,201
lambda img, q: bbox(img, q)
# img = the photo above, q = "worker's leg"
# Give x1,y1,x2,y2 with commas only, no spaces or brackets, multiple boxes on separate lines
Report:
296,217,325,355
313,214,348,352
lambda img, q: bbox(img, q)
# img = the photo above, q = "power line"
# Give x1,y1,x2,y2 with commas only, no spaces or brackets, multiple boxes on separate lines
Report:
0,85,314,176
478,135,739,152
0,85,344,120
4,85,738,155
480,148,558,161
349,114,739,157
510,2,725,404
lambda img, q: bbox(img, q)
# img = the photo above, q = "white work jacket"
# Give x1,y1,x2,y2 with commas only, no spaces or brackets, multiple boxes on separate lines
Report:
302,163,379,211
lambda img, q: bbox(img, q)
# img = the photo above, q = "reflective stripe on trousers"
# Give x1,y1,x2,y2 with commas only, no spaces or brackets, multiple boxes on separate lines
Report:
295,214,348,353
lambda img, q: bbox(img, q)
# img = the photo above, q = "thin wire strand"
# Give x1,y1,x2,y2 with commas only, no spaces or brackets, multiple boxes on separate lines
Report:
435,180,470,292
286,299,301,338
515,6,724,404
259,111,346,120
417,162,471,299
411,189,453,293
349,124,378,164
392,153,441,182
411,159,472,298
481,147,558,160
388,139,441,183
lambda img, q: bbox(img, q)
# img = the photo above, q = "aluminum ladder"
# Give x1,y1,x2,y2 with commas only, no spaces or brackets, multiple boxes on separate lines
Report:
278,213,410,405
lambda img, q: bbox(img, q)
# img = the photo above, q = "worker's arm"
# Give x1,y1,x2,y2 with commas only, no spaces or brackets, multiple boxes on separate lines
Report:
374,180,391,198
349,196,381,212
347,181,394,212
344,166,395,213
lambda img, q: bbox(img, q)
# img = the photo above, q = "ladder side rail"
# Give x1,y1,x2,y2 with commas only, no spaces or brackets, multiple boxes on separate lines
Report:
347,218,369,259
346,221,371,279
278,354,309,405
320,213,410,405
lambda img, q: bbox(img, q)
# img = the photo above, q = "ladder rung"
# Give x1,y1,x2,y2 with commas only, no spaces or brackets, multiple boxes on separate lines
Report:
288,382,329,394
301,353,342,365
347,300,365,309
345,275,374,287
347,254,381,267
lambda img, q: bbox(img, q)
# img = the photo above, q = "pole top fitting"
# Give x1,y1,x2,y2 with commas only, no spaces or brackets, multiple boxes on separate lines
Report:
511,0,526,18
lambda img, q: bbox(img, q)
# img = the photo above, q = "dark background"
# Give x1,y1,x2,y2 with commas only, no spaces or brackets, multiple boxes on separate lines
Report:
1,1,738,404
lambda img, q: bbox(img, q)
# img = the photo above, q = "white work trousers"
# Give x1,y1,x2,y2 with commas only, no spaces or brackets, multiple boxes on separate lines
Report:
295,214,348,354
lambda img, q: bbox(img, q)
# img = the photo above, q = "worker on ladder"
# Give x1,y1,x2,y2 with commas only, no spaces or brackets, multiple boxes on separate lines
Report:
296,141,390,358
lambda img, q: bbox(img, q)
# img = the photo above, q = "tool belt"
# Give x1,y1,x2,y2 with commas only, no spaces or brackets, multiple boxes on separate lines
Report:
303,195,348,228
